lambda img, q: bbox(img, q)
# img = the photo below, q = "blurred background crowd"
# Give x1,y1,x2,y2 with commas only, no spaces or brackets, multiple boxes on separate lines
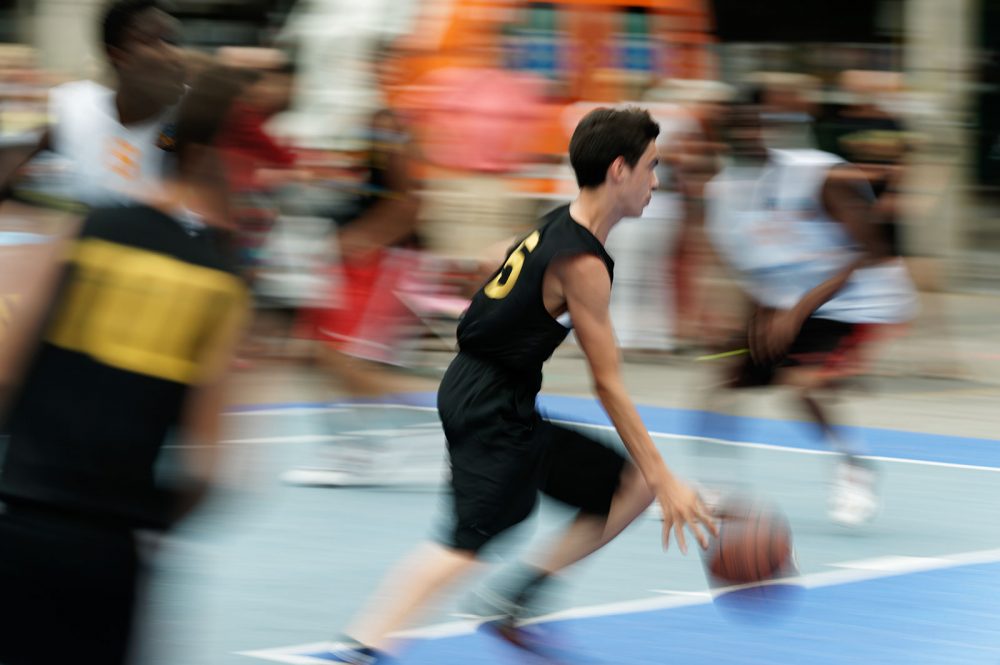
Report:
0,0,992,375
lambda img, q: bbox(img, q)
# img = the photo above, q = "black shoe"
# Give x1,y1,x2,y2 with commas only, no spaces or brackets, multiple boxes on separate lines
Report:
321,640,389,664
480,619,600,665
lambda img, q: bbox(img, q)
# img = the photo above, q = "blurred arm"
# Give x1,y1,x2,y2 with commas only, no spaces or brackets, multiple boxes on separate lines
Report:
0,229,69,413
789,164,888,320
340,110,419,250
167,293,249,525
0,128,50,201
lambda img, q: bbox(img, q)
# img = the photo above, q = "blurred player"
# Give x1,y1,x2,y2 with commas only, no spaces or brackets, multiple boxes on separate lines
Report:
0,66,249,665
0,0,186,208
704,100,918,526
325,107,716,664
216,47,299,279
282,42,422,487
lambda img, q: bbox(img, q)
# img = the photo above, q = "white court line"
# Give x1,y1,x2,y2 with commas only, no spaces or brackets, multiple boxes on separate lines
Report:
225,407,347,417
237,546,1000,663
220,435,351,445
226,403,1000,473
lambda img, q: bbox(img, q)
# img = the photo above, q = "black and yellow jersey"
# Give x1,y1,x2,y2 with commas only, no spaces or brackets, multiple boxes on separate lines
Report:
457,204,613,378
0,205,247,528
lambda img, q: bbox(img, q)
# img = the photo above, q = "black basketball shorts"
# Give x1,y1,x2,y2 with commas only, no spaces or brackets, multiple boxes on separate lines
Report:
437,353,627,553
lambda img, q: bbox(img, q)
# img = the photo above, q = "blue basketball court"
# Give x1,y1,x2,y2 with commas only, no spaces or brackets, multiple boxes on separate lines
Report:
139,393,1000,665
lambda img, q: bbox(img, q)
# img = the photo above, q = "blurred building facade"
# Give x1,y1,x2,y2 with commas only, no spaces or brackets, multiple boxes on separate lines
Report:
0,0,997,288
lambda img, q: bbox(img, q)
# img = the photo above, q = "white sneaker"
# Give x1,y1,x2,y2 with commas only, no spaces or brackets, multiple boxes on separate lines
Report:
828,461,879,527
280,467,379,487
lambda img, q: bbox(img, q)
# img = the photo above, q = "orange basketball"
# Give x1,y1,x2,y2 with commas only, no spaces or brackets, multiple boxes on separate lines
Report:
706,500,793,586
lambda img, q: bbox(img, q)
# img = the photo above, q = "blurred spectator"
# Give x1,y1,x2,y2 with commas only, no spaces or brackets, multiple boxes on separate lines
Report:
0,64,248,665
704,100,917,526
404,36,547,260
216,48,299,278
283,41,423,487
0,0,187,210
823,70,910,257
750,71,821,150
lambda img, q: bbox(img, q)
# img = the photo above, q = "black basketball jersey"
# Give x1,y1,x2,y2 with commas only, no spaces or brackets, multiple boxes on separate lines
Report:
0,205,247,528
457,204,613,377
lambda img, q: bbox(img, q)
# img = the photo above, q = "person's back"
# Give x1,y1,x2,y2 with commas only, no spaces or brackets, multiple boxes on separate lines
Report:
0,62,248,665
0,204,245,527
457,205,613,376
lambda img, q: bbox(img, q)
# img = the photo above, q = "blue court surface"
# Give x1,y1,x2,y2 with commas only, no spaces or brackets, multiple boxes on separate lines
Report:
144,393,1000,665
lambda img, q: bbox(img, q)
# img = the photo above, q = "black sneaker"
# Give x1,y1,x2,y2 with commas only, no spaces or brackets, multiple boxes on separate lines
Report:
320,640,389,664
480,619,600,665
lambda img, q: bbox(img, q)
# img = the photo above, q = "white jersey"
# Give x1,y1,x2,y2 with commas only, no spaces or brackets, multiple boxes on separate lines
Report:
48,80,178,207
706,149,917,324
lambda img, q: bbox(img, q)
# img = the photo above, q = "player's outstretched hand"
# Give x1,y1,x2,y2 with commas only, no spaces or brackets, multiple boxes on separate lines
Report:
749,306,803,366
657,477,718,554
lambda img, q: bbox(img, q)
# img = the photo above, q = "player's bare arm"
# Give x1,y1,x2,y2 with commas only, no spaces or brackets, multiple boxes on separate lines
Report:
0,128,50,200
552,252,716,552
0,230,68,413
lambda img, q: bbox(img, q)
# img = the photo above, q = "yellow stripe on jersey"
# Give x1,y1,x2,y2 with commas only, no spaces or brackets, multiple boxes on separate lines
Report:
46,237,247,384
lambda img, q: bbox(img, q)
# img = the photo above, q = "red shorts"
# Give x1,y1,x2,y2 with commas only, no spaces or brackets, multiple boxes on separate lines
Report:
301,248,421,364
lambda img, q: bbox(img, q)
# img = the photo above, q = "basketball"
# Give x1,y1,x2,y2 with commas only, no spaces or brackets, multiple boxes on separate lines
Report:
705,499,793,586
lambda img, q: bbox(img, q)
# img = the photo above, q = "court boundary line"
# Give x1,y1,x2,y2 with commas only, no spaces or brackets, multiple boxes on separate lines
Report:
237,546,1000,663
224,401,1000,474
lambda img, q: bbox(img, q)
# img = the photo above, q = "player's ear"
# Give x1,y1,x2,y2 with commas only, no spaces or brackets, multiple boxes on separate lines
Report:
609,156,627,183
106,44,127,70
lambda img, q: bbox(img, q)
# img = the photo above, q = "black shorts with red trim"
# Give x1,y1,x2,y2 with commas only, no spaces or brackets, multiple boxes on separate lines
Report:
732,317,876,387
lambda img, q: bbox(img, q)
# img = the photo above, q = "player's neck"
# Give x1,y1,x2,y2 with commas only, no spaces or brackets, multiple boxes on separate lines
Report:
114,87,165,126
146,180,229,229
569,191,620,245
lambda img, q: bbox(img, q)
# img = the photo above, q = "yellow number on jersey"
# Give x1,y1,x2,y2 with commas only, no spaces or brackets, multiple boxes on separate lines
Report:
484,230,540,300
46,238,247,384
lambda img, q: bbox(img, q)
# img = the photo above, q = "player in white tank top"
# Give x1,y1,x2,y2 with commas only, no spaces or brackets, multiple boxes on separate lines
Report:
708,148,917,325
0,0,185,209
703,102,918,527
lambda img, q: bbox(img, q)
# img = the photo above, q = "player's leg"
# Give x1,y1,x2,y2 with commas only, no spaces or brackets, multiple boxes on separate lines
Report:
332,383,545,661
335,542,480,658
776,319,879,525
284,252,422,487
0,505,140,665
533,462,651,575
471,423,648,626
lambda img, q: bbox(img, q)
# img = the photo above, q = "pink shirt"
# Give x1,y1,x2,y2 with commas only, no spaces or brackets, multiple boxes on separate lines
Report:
406,67,545,174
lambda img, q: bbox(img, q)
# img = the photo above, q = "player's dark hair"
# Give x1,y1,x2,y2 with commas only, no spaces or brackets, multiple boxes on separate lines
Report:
569,107,659,189
102,0,161,51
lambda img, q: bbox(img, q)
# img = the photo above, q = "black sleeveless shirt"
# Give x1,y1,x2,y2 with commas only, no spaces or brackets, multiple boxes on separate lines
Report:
457,204,613,378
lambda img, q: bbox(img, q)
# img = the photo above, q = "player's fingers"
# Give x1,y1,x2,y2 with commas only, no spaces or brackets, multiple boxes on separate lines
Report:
661,521,672,551
673,520,688,555
696,503,720,537
686,516,710,551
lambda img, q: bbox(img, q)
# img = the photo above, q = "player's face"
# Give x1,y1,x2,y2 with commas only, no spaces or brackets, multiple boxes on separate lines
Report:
621,140,659,217
114,8,185,107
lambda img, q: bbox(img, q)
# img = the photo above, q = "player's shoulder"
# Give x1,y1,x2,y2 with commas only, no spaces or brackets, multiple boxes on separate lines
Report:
50,79,110,103
552,251,610,287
